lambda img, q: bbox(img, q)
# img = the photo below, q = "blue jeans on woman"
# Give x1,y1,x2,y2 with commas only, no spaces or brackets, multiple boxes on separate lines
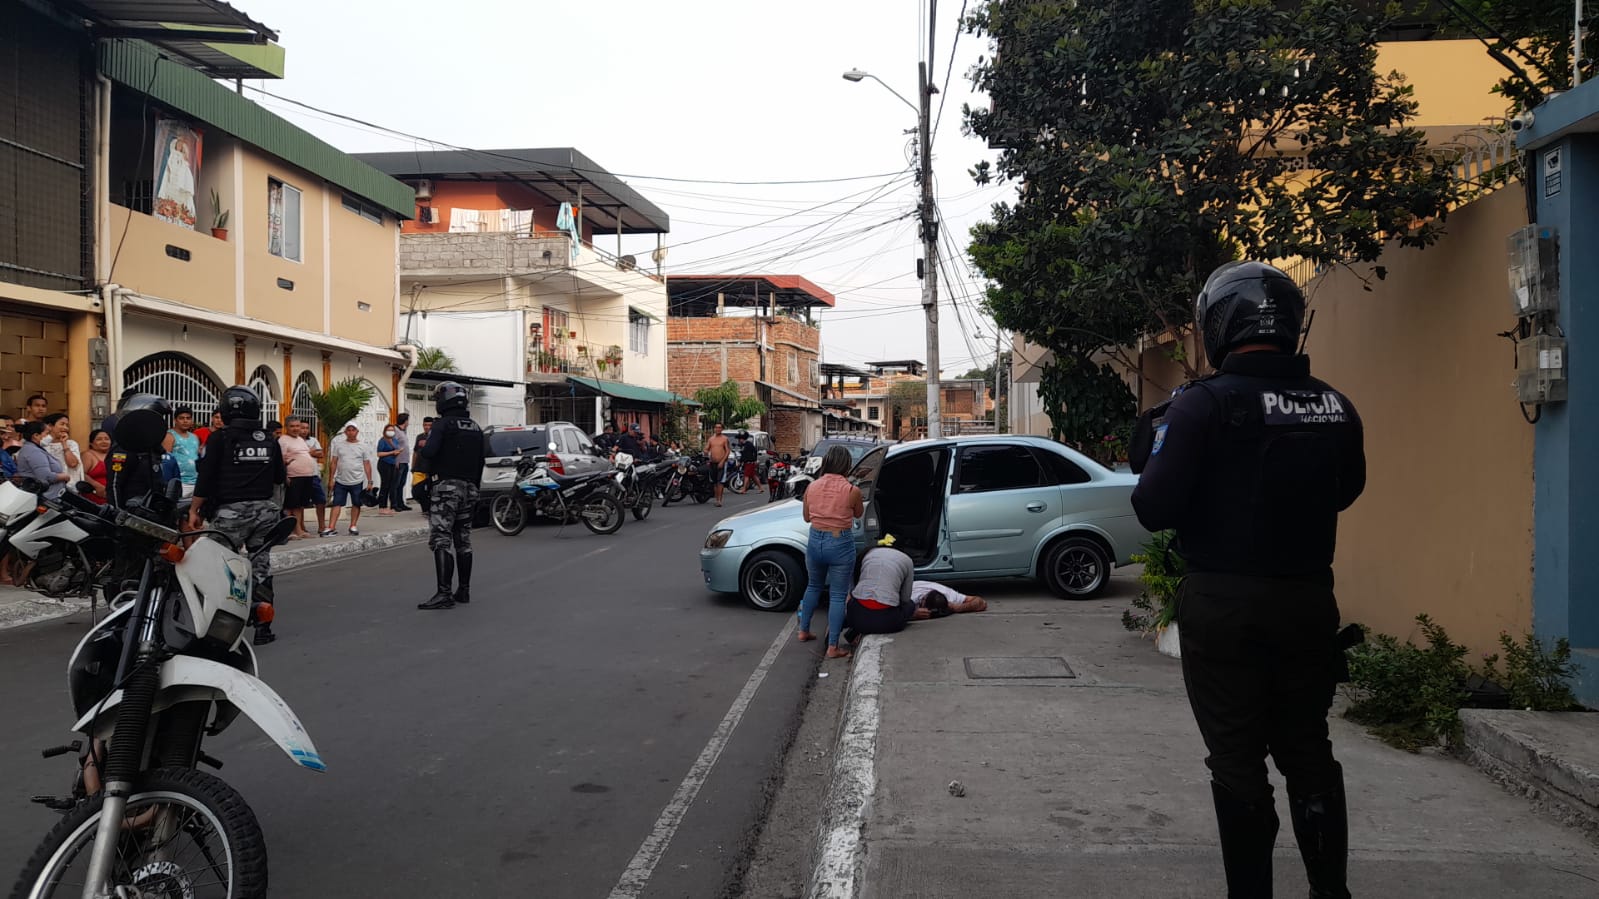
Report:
799,528,856,647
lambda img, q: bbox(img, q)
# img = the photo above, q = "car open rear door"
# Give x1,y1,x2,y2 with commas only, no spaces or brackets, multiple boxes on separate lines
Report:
849,445,890,550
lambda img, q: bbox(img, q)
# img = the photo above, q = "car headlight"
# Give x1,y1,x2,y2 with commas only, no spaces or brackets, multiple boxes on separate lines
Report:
705,529,734,549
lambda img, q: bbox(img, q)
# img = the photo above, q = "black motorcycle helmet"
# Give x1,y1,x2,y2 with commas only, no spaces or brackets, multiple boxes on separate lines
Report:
1196,260,1305,368
111,392,172,453
218,385,262,426
433,381,469,415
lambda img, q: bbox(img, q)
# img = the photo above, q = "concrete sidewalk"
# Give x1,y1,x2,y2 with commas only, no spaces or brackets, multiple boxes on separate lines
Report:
818,574,1599,899
0,507,428,631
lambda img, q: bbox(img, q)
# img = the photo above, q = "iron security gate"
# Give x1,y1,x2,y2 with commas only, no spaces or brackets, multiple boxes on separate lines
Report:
123,353,222,420
291,373,318,436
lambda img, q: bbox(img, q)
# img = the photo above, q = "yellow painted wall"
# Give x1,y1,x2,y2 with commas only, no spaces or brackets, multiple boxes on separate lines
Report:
328,201,398,347
108,206,235,313
1300,186,1532,651
241,152,325,333
1378,39,1511,127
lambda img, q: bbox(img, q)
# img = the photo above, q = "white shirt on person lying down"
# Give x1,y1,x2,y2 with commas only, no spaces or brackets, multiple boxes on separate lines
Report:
912,581,970,608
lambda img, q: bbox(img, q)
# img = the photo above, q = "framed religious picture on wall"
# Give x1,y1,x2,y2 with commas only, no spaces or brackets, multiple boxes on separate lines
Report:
153,118,203,230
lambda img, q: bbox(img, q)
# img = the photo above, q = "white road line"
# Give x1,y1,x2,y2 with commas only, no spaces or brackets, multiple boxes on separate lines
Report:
607,615,797,899
807,634,887,899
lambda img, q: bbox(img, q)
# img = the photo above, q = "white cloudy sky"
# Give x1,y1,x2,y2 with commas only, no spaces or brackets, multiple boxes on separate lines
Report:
238,0,1014,377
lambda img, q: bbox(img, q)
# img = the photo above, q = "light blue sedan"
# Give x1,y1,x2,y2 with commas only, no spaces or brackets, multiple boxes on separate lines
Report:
699,435,1149,611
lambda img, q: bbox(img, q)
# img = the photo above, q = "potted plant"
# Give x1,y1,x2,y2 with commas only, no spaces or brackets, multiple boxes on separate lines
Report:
602,345,624,368
1121,530,1185,657
210,188,230,240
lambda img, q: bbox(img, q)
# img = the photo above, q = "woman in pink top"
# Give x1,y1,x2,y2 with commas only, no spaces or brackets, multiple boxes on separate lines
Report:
799,445,865,657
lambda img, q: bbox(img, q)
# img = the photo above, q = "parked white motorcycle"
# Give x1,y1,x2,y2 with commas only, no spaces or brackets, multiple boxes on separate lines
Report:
0,479,112,601
10,415,320,899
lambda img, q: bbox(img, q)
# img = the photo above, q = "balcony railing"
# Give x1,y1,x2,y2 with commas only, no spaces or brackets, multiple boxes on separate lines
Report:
400,229,663,283
526,343,624,381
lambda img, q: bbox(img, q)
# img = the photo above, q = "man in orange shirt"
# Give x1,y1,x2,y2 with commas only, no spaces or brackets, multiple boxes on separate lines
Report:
705,422,731,507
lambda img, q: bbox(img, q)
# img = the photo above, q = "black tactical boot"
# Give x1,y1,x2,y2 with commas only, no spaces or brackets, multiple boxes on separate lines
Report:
453,552,472,604
418,550,456,610
1211,781,1279,898
1289,777,1351,899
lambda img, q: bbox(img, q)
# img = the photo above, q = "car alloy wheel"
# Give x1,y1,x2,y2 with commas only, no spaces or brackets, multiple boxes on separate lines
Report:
1043,536,1109,599
741,550,804,611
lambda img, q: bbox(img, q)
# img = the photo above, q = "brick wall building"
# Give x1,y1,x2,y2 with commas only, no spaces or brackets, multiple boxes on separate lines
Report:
666,275,834,455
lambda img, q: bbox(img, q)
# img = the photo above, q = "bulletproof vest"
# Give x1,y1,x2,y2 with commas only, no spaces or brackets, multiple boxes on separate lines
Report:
106,447,162,509
1181,371,1359,579
426,415,486,484
208,423,279,504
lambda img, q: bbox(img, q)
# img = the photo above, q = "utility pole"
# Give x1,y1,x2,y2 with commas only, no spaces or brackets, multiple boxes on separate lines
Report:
919,37,942,438
994,329,1003,433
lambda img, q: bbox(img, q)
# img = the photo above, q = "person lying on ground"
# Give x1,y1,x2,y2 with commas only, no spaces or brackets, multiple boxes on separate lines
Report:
911,580,988,618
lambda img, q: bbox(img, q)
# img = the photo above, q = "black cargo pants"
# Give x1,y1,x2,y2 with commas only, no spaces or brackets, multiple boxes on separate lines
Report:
1177,572,1344,804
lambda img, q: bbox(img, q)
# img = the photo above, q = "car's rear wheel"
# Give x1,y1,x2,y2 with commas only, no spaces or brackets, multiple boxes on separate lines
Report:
1041,535,1110,599
740,550,805,612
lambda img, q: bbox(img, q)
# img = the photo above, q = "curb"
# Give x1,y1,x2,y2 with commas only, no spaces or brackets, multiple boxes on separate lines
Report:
270,525,430,574
0,526,430,632
0,591,91,631
806,634,888,899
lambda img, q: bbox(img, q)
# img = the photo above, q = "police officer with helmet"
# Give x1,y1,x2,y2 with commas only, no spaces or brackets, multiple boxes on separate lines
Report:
103,391,172,511
1130,261,1365,899
416,381,485,610
188,386,286,645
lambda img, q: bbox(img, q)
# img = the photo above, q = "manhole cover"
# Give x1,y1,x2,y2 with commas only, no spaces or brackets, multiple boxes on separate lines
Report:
963,657,1076,679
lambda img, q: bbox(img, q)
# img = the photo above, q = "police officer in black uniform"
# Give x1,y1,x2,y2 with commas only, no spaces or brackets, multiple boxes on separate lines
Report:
1130,261,1365,899
103,392,172,511
417,381,486,610
189,386,286,644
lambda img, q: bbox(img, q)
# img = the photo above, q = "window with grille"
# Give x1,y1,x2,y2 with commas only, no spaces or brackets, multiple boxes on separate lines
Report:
787,352,798,385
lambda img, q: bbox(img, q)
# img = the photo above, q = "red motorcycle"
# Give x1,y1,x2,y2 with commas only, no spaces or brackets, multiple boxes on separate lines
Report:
766,457,793,503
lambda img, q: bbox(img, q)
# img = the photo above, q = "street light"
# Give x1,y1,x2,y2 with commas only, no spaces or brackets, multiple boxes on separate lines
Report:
842,64,943,439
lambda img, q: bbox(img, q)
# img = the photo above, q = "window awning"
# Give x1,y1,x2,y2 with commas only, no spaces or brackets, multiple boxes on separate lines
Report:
408,369,517,389
563,376,700,407
628,305,662,323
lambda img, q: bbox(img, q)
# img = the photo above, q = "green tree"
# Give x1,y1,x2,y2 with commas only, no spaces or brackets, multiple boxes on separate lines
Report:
693,380,765,433
1454,1,1589,112
413,345,459,373
308,377,376,477
963,0,1458,448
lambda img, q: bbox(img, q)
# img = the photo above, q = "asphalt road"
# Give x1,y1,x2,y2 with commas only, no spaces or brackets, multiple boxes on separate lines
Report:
0,490,819,898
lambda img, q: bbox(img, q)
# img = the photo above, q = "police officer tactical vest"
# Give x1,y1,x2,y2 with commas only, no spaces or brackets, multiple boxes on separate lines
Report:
209,423,280,502
1138,353,1364,581
427,415,486,484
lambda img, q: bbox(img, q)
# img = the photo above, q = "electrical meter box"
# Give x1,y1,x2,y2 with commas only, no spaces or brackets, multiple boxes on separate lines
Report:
1507,225,1560,317
1515,334,1567,404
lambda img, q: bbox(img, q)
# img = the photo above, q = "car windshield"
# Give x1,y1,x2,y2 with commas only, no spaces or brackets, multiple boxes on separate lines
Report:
485,428,549,457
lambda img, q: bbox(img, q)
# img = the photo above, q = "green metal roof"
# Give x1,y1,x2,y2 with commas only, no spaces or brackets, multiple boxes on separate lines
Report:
98,39,414,218
565,376,701,407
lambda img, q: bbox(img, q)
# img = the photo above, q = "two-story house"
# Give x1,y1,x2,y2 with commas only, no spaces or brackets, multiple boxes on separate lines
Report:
103,39,414,436
666,275,831,454
355,149,677,434
1,0,413,435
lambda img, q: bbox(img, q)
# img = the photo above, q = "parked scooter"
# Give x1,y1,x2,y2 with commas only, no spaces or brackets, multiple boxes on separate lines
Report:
10,407,315,899
610,452,665,522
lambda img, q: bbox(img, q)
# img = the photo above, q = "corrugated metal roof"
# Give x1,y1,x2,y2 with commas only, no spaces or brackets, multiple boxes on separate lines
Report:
62,0,283,78
67,0,277,37
99,40,414,218
355,148,670,235
667,274,836,309
564,376,701,407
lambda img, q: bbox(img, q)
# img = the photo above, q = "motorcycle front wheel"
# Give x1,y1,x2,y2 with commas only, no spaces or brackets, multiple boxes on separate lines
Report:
10,766,267,899
490,493,527,536
632,492,654,521
580,494,625,535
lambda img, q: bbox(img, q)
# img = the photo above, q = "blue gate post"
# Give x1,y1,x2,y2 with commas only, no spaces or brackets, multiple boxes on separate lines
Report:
1520,84,1599,705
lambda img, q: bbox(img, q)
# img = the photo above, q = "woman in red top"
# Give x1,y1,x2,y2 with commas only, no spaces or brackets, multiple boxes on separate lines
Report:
797,445,864,658
79,428,111,504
